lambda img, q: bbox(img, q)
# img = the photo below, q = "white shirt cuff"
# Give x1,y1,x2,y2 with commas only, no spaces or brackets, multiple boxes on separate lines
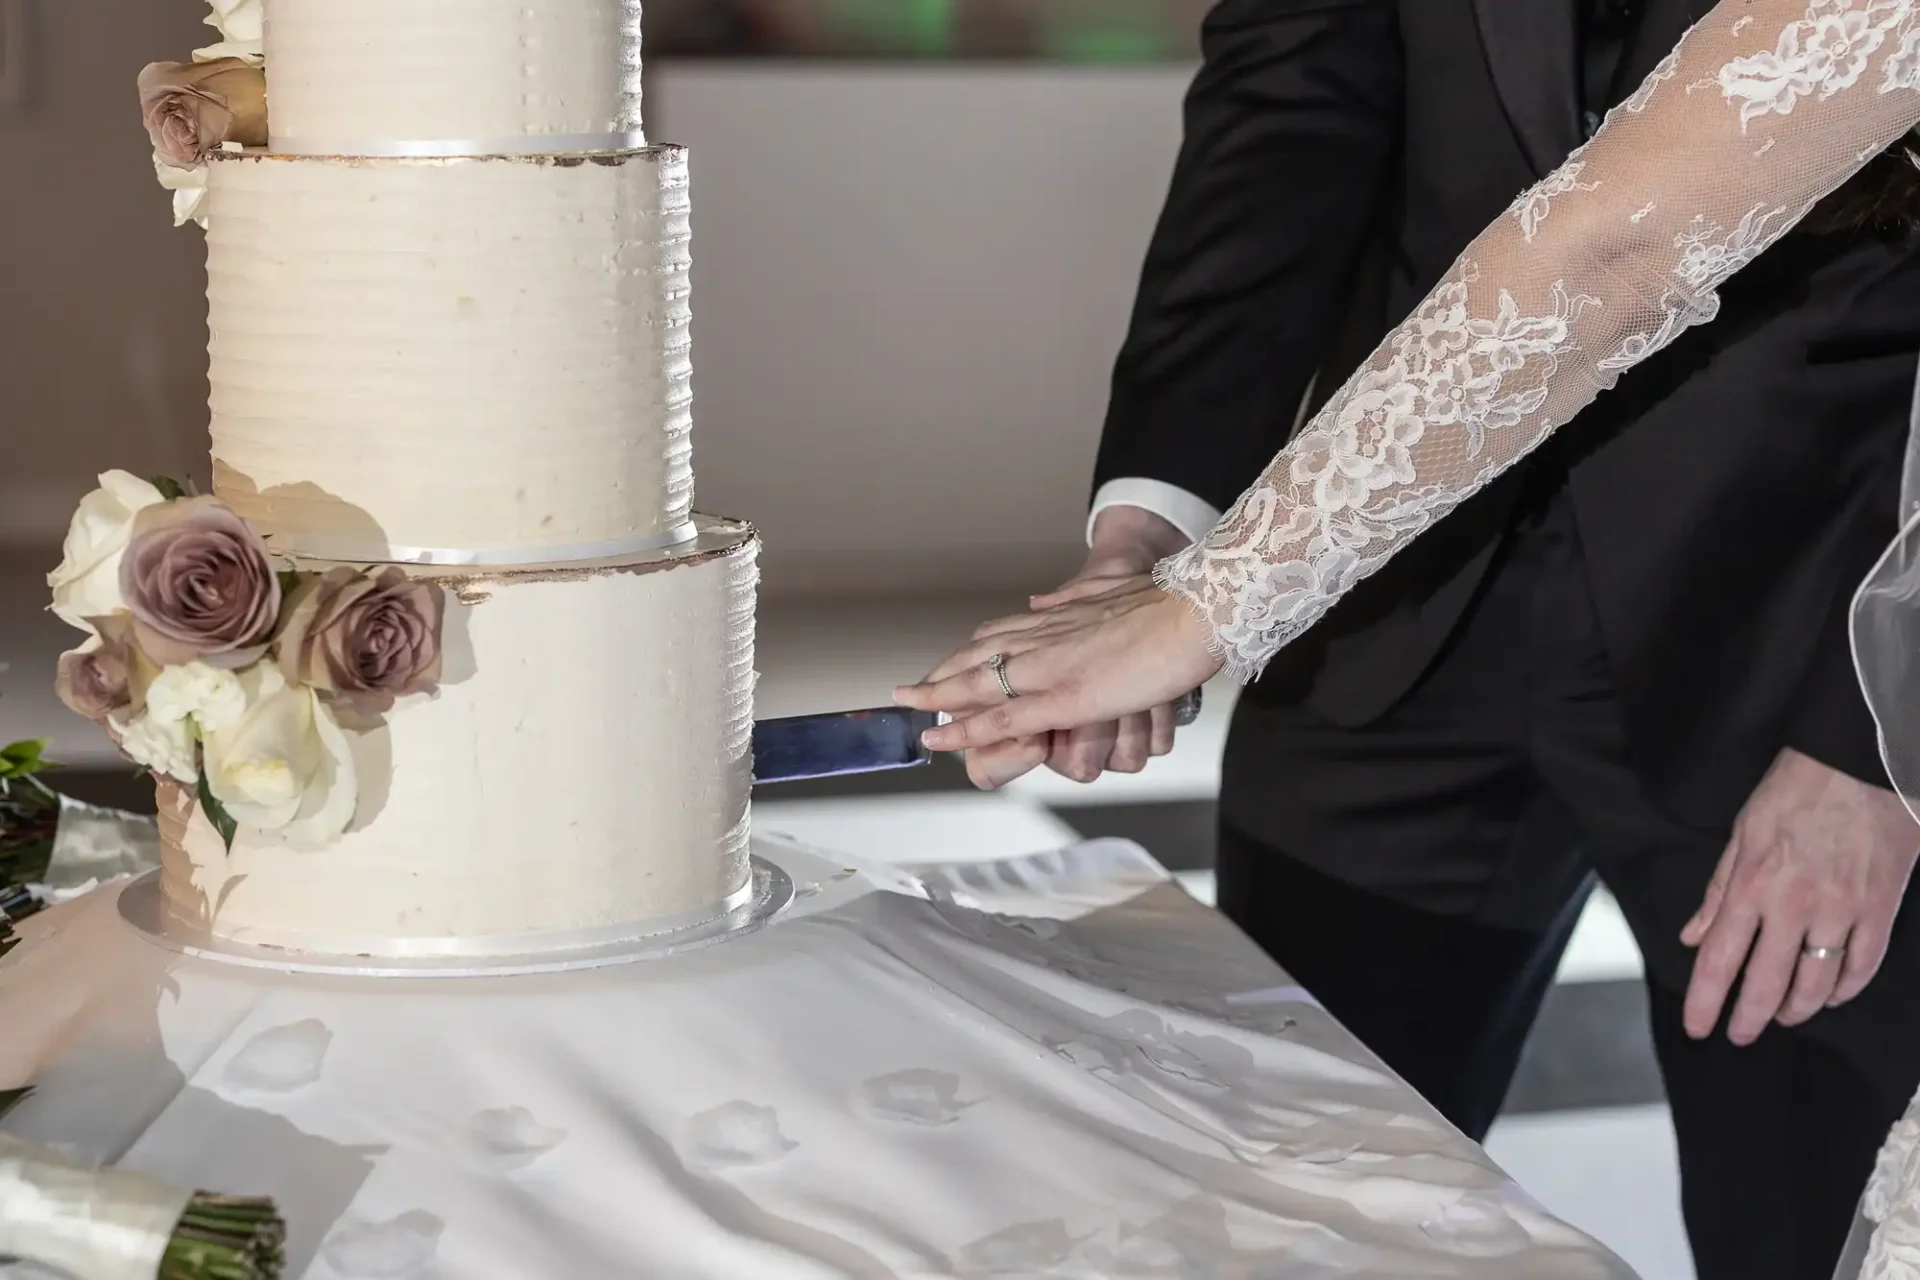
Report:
1087,478,1222,547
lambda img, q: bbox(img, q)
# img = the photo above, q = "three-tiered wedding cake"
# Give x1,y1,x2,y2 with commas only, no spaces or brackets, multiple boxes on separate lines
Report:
52,0,759,956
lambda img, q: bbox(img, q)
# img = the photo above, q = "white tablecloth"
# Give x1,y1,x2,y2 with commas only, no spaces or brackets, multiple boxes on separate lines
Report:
0,836,1638,1278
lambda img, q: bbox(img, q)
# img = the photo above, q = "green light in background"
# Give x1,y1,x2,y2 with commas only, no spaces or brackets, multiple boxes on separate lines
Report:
1038,0,1174,64
1041,27,1164,63
828,0,956,55
903,0,957,53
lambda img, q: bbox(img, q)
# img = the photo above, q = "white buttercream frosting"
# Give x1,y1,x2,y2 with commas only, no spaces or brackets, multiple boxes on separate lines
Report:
159,521,759,953
205,148,695,559
264,0,643,148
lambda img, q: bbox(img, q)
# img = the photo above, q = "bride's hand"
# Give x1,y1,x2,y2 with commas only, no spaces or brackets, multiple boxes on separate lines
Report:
894,576,1221,768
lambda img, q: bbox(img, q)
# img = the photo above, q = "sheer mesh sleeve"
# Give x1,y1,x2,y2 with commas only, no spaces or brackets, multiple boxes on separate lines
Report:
1158,0,1920,681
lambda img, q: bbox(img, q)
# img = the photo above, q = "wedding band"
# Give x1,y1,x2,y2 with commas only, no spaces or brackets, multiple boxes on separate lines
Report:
1803,944,1846,961
986,653,1019,700
1173,688,1203,727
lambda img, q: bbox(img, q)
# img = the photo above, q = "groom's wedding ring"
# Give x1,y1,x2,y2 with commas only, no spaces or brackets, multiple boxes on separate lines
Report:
1172,688,1203,728
987,653,1019,700
1802,944,1846,961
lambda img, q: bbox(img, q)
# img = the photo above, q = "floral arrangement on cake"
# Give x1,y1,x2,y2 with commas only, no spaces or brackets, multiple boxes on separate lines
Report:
140,0,266,229
48,472,445,851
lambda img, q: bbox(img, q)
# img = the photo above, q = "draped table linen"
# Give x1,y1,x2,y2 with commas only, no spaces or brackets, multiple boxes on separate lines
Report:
0,836,1637,1279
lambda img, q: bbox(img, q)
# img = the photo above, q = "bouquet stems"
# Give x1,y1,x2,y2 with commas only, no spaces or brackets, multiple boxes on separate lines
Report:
160,1195,286,1280
0,1129,287,1280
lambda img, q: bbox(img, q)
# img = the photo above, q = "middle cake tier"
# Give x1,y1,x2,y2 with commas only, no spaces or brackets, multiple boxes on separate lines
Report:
206,147,694,564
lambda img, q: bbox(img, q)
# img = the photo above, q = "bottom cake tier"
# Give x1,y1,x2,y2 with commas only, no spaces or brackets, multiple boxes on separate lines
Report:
157,515,758,956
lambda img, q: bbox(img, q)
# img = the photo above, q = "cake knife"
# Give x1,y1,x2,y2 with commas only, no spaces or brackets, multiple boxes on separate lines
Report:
750,690,1203,785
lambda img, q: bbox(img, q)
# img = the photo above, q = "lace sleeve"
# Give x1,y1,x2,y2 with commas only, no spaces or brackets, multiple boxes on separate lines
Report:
1158,0,1920,682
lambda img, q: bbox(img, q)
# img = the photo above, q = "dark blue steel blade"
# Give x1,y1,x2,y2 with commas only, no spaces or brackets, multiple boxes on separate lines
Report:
751,707,940,785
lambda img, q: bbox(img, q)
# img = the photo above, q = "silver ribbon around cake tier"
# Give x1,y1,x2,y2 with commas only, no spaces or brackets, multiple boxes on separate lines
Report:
268,129,649,158
279,521,700,567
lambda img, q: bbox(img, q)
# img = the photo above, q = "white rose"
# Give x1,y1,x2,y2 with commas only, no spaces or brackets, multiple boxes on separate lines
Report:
193,0,263,65
48,470,168,632
203,664,358,843
144,661,247,734
153,152,210,230
111,709,199,783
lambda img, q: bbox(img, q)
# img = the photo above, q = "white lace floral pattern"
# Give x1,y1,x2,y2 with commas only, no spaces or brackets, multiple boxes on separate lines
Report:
1864,1094,1920,1280
1864,1214,1920,1280
1623,47,1684,113
1508,162,1601,241
1717,0,1913,124
1889,23,1920,86
1156,0,1920,681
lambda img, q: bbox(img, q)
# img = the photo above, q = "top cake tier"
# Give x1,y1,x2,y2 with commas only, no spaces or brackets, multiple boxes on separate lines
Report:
266,0,645,153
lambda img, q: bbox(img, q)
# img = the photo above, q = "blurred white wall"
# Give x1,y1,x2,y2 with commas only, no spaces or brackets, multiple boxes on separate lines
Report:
594,64,1187,597
0,0,214,544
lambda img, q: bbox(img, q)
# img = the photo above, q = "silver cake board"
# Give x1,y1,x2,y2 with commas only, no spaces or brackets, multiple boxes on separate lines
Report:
116,854,796,980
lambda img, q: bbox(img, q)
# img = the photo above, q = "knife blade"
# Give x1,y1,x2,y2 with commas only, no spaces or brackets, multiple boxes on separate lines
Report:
749,689,1202,786
751,707,942,785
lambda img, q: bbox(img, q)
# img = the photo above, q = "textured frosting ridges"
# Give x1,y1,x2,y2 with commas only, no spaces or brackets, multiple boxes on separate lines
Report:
206,148,694,560
265,0,644,147
159,523,759,953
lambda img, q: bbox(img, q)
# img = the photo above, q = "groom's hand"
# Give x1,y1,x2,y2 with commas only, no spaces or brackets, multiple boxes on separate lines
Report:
1031,508,1191,783
1681,748,1920,1045
954,506,1190,791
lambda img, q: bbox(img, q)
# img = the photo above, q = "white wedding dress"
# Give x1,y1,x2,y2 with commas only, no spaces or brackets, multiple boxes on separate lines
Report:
1147,3,1920,1276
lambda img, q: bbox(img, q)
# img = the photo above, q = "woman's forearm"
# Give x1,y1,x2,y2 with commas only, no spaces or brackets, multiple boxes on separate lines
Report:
1156,0,1920,682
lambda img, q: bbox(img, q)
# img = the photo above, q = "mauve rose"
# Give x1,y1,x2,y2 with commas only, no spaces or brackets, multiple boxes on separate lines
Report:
276,567,445,713
119,497,281,668
55,616,146,723
138,59,266,168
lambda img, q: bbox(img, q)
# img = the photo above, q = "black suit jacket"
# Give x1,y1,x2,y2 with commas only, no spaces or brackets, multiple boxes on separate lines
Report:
1094,0,1920,827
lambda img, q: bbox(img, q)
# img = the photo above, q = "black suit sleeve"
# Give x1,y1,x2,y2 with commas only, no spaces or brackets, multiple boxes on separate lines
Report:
1091,0,1403,516
1785,575,1893,790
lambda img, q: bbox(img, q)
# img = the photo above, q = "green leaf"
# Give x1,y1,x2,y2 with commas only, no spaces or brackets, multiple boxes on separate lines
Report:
277,568,303,600
197,771,238,853
0,1087,30,1121
150,475,188,501
0,739,47,780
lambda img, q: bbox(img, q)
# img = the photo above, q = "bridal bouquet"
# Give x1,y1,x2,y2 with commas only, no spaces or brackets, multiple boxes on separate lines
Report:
0,996,282,1278
47,472,445,852
0,1103,284,1280
0,748,283,1280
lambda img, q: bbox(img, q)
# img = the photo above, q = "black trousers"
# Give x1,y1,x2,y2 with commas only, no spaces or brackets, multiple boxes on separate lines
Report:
1216,481,1920,1280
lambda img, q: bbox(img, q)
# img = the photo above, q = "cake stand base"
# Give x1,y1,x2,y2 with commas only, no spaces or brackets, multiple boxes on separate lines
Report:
115,854,796,979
